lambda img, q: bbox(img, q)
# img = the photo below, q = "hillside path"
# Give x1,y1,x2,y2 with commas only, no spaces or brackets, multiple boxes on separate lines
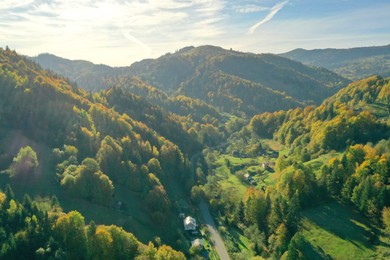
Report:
199,200,230,260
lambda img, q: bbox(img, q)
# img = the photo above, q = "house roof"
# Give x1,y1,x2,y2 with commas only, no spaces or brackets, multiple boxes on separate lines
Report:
191,238,204,247
184,216,197,230
184,216,196,225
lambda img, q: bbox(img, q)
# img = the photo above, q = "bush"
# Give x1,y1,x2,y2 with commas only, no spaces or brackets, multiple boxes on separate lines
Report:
8,146,39,177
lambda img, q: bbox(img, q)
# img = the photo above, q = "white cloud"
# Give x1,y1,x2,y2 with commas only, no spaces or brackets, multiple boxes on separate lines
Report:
1,0,390,66
233,5,268,14
0,0,228,65
248,0,289,34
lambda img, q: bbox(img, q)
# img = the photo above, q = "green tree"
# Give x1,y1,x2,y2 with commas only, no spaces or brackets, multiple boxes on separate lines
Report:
9,146,39,177
54,211,87,259
382,207,390,232
109,225,139,259
286,233,305,260
88,226,113,260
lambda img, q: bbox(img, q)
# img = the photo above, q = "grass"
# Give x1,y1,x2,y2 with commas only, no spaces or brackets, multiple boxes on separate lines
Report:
214,163,248,198
262,139,285,151
214,140,280,194
300,201,381,260
366,102,389,118
304,151,341,174
228,227,255,256
217,155,258,167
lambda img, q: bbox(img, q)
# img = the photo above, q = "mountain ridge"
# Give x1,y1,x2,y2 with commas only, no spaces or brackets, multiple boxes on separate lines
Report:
280,44,390,80
31,45,350,117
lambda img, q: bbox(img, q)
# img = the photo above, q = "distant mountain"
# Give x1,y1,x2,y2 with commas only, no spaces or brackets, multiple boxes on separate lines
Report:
279,44,390,80
32,53,124,92
32,45,349,117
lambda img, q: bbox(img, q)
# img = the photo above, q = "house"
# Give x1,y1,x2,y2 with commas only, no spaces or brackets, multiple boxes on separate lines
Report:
262,161,275,170
184,216,197,231
262,162,270,170
191,238,204,248
244,173,253,181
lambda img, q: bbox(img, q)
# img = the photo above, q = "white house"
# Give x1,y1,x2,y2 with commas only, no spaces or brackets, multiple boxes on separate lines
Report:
244,173,253,180
191,238,204,248
184,216,197,231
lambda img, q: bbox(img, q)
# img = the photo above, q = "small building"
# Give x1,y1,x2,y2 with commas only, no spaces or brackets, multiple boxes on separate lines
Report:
191,238,204,248
262,162,270,169
179,213,185,219
244,173,253,181
262,161,275,170
184,216,197,231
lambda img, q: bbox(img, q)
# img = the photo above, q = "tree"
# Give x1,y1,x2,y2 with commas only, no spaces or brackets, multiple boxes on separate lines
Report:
54,211,87,259
382,207,390,232
9,146,39,177
60,158,114,205
155,245,186,260
269,223,289,259
109,226,139,259
286,233,305,260
191,185,205,203
88,226,113,260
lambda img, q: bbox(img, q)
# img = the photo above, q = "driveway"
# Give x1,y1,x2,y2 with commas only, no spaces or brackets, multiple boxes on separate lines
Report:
199,200,230,260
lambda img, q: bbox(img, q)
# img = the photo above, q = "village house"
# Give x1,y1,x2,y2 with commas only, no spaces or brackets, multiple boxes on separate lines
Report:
183,216,197,231
262,161,275,170
244,173,253,181
191,238,204,248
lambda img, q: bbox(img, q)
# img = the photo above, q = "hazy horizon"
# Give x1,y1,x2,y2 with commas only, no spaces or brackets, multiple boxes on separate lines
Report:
1,0,390,66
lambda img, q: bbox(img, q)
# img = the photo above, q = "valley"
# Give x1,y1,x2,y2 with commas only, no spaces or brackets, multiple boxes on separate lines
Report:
0,44,389,259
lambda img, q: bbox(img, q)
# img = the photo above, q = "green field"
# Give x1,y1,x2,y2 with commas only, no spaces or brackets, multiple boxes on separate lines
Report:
300,201,387,259
366,102,389,119
304,150,341,174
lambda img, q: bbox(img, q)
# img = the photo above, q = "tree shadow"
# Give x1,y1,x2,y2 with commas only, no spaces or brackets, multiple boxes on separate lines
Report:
301,238,332,260
303,201,376,249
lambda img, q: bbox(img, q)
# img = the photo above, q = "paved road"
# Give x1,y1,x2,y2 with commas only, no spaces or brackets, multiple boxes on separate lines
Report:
199,200,230,260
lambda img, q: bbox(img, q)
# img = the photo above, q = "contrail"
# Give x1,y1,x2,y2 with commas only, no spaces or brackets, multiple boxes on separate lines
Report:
249,0,289,34
123,32,152,56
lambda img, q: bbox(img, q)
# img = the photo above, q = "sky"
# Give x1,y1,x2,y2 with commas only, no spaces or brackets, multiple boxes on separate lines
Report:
1,0,389,66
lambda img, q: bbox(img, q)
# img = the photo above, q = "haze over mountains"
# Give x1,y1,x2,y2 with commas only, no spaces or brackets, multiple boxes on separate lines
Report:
33,45,350,117
280,44,390,80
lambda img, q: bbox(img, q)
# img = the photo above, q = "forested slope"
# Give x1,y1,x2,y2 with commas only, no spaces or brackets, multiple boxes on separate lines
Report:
0,47,192,247
195,75,389,259
32,45,350,117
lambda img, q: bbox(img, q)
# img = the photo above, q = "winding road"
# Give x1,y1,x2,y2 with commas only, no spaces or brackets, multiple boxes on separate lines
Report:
190,143,230,259
199,200,230,260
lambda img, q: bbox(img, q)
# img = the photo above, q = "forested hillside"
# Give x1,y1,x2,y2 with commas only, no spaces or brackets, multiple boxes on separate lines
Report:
249,75,389,155
0,188,185,259
32,53,124,92
32,45,349,117
280,44,390,80
4,45,390,259
0,47,194,249
190,75,390,259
